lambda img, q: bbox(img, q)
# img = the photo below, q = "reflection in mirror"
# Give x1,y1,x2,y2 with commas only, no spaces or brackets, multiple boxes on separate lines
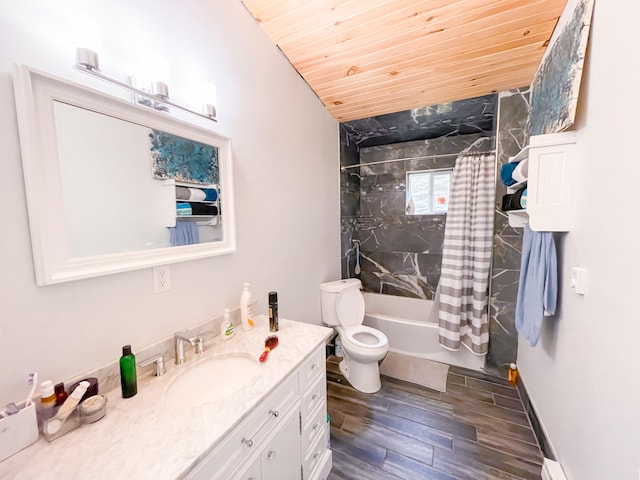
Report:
54,102,222,257
13,65,235,285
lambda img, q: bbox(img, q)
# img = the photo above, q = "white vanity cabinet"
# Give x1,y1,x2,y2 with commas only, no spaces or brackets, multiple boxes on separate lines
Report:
186,344,331,480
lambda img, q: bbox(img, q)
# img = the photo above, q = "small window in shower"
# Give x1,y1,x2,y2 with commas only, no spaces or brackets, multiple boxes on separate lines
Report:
406,168,453,215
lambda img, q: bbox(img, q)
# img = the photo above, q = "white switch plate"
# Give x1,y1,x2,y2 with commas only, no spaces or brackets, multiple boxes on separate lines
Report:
570,267,587,295
153,266,171,293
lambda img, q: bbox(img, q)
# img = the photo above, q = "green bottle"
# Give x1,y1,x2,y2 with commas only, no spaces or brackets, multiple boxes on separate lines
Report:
119,345,137,398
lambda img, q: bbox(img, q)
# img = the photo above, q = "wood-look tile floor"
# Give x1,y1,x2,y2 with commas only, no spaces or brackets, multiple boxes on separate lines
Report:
326,356,543,480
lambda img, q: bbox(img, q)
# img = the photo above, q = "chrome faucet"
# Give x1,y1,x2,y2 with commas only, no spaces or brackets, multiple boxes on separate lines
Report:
174,332,204,365
139,354,166,376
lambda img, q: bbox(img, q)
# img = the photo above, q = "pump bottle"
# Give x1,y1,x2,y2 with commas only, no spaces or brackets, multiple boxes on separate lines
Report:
240,283,254,331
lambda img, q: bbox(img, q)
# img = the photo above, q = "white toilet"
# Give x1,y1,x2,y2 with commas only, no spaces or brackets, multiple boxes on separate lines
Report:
320,279,389,393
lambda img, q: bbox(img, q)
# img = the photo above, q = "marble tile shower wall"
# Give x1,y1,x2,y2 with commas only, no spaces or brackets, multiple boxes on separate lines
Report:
356,134,495,299
485,87,531,377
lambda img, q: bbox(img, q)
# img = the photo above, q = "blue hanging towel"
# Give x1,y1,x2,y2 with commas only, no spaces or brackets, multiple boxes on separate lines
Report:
515,224,558,347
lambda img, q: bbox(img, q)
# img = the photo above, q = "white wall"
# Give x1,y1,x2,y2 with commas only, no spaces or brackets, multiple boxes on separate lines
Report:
517,1,640,479
0,0,339,405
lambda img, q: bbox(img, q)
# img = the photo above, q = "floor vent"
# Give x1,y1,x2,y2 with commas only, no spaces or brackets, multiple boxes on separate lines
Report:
541,458,567,480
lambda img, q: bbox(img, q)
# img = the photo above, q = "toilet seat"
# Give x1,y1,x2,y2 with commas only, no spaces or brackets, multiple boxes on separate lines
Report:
343,325,387,349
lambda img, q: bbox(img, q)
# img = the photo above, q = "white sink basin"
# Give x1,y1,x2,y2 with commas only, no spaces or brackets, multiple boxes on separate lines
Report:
164,352,261,409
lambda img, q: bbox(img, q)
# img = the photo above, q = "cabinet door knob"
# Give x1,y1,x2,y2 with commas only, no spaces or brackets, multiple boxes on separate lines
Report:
311,363,318,371
312,394,319,402
267,450,277,460
268,409,279,418
313,452,321,461
313,423,320,431
241,437,253,448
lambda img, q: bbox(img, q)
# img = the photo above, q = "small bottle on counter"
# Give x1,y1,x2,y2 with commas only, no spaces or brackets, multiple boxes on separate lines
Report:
508,362,519,386
39,380,57,420
240,283,254,331
268,291,279,332
54,382,68,407
119,345,137,398
221,308,235,341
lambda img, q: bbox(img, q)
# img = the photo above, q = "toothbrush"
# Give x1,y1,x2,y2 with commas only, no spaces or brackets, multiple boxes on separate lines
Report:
25,372,38,407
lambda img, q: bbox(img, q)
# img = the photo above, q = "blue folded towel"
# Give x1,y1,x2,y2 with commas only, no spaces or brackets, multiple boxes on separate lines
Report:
500,161,520,186
515,224,558,347
203,188,218,202
176,202,192,216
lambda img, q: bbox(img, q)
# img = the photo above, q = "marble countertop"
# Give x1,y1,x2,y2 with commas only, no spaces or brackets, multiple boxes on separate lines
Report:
0,316,332,480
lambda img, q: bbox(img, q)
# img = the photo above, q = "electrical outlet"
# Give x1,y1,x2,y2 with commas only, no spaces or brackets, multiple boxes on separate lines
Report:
153,266,171,293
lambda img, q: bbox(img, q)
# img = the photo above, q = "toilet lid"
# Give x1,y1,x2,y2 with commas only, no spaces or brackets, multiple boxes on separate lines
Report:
336,286,364,328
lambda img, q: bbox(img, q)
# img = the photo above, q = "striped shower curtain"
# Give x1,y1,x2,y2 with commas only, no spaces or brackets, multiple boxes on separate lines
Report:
438,153,495,355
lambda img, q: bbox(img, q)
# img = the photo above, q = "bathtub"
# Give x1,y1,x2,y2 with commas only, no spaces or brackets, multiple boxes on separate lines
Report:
362,292,485,372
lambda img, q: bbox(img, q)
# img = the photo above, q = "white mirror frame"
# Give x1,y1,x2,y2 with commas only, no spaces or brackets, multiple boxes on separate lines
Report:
13,65,236,286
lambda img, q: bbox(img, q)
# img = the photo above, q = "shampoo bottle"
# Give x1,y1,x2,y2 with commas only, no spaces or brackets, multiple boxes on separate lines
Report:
119,345,137,398
221,308,235,341
240,283,254,331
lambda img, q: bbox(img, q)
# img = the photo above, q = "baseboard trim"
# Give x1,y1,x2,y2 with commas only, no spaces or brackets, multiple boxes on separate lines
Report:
516,376,556,460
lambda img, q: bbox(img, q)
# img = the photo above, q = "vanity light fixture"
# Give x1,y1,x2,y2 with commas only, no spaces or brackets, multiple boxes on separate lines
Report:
73,47,217,122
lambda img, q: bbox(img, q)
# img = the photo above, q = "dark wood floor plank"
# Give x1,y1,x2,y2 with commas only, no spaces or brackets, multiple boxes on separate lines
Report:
494,393,526,412
328,393,380,421
330,427,387,468
382,450,459,480
465,376,520,398
381,375,443,401
328,381,391,412
379,382,453,417
452,409,537,445
442,381,497,405
476,428,543,465
453,437,543,479
449,396,531,427
388,401,478,441
340,414,435,465
446,372,466,386
433,447,531,480
330,448,403,480
364,408,454,449
449,365,513,387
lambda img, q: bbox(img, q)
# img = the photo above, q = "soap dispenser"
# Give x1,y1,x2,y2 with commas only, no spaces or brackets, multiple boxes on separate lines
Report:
221,308,235,341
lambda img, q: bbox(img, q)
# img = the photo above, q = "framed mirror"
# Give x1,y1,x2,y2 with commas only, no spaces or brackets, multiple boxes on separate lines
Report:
13,65,236,286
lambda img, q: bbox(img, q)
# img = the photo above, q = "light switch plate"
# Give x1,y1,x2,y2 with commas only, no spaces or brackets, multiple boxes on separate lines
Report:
570,267,587,295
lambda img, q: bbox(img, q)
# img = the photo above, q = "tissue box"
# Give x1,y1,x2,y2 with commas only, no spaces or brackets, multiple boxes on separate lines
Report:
0,403,39,461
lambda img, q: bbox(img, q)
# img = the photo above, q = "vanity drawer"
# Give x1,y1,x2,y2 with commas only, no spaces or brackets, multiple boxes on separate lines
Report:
298,345,325,393
302,428,330,480
188,372,299,480
301,404,327,455
300,375,326,424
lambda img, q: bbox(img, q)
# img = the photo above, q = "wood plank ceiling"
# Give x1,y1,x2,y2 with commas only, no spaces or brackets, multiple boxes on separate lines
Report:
241,0,567,122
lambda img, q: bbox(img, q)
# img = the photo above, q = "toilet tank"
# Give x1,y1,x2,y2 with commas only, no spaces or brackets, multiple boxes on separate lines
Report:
320,279,362,326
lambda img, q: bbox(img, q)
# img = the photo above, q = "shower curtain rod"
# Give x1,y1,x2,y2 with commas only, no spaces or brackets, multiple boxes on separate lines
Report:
340,150,496,171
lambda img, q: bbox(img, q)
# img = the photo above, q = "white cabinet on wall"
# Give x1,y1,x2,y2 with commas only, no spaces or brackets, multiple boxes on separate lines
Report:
507,131,577,231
